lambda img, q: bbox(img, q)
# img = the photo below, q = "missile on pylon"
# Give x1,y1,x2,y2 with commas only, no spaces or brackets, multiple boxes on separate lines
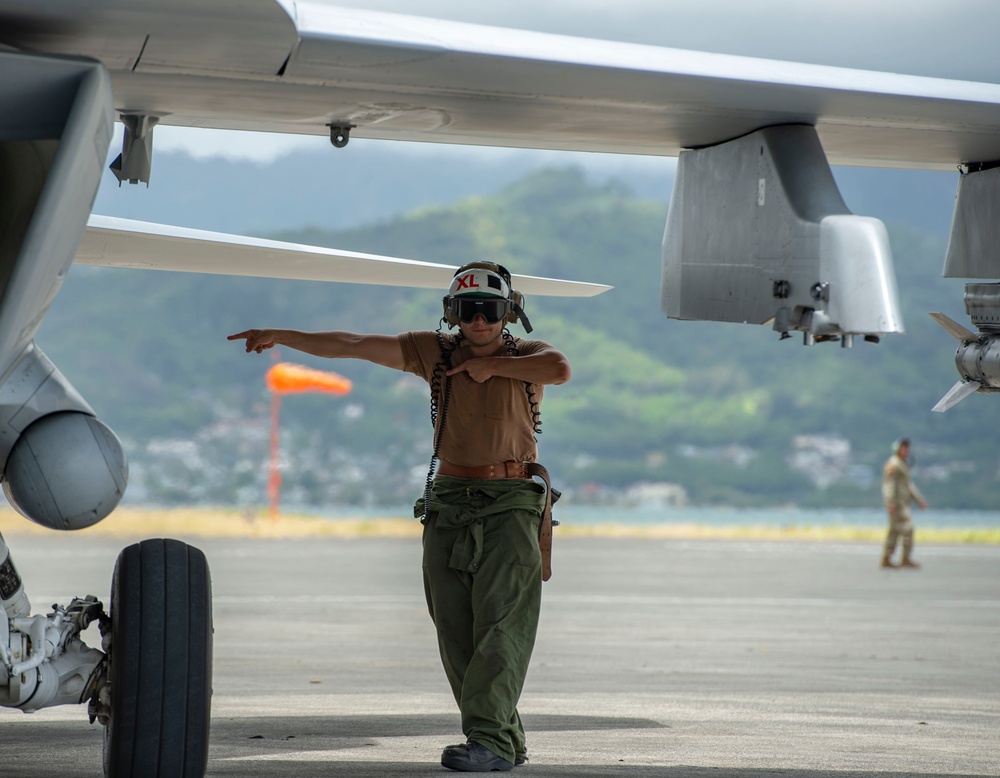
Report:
930,308,1000,412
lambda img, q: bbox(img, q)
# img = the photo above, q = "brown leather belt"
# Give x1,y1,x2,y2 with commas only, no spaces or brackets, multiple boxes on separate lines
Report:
436,460,531,479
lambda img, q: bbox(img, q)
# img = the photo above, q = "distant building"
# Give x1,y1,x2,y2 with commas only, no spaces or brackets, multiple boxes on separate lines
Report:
624,481,689,508
788,434,873,489
677,444,757,468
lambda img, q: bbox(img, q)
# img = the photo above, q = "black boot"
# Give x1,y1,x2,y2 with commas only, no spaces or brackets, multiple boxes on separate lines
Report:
441,741,514,772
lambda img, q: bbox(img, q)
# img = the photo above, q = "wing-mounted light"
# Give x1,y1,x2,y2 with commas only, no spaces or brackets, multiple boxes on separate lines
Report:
662,124,904,347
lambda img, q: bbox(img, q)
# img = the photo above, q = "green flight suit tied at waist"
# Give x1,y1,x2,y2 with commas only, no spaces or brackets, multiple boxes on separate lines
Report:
415,476,547,575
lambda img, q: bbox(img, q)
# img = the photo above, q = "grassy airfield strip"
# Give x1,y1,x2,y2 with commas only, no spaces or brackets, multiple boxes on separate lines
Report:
1,507,997,545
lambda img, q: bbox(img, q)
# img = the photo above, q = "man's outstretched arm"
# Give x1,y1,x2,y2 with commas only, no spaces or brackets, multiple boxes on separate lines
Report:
228,329,406,371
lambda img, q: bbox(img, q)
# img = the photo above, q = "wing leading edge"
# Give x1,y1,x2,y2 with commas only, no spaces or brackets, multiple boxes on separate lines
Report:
79,216,612,297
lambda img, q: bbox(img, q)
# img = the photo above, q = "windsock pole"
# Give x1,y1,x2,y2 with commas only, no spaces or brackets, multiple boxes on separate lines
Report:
268,385,282,520
263,357,351,519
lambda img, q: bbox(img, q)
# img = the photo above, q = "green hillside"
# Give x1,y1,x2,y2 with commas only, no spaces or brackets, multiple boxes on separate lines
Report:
40,167,999,509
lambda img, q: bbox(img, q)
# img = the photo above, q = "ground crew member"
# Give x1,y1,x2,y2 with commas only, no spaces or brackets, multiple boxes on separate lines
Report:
229,261,570,772
881,438,927,569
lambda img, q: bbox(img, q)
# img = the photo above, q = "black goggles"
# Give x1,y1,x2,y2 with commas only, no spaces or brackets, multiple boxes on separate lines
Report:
449,297,511,324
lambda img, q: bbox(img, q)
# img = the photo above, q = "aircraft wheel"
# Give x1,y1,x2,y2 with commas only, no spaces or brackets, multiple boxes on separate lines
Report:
103,538,213,778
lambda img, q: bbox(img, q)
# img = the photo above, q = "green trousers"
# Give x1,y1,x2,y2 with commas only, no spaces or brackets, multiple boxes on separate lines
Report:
418,476,546,763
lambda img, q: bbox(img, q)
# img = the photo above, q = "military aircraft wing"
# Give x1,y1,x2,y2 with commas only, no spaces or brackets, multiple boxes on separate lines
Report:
79,216,612,297
4,0,1000,169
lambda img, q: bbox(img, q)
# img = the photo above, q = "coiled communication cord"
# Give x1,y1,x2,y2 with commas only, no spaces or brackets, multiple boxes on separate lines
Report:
419,327,543,523
420,327,460,523
501,329,542,438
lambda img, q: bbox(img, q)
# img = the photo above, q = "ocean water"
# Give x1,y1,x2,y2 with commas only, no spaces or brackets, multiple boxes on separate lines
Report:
319,504,1000,529
552,505,1000,529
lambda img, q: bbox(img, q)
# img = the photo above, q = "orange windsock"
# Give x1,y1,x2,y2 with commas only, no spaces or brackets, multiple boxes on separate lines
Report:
265,362,352,396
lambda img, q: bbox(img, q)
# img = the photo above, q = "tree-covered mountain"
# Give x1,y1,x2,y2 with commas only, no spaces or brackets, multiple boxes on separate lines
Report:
40,167,997,509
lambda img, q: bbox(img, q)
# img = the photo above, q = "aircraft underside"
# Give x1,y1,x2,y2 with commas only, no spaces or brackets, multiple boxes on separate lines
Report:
4,5,1000,775
0,50,213,777
661,124,1000,411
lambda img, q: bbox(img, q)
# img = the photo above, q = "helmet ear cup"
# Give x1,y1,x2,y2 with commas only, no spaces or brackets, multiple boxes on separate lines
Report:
506,290,524,325
442,296,460,328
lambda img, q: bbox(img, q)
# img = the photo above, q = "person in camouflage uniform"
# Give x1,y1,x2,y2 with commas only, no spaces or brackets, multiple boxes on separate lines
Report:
881,438,927,569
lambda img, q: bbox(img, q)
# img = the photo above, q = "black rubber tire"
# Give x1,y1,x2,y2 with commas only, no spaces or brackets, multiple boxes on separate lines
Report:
103,538,213,778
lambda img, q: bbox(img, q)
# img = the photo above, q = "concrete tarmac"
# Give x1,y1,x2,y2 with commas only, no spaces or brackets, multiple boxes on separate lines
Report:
2,532,998,777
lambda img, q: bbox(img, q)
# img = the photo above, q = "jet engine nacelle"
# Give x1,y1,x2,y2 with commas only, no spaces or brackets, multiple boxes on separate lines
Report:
2,412,127,530
0,344,129,529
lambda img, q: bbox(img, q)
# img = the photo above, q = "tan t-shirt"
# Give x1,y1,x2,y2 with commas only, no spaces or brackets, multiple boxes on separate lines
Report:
399,330,548,467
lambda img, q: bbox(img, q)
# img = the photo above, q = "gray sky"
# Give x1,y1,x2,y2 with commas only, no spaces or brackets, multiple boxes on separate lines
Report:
153,0,1000,163
333,0,998,81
